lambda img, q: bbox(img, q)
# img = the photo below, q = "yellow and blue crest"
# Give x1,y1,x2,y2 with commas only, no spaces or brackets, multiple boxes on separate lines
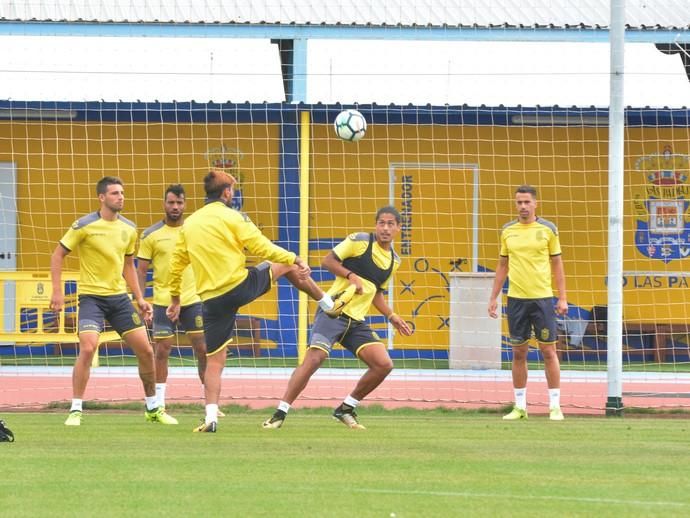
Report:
634,146,690,263
204,144,244,210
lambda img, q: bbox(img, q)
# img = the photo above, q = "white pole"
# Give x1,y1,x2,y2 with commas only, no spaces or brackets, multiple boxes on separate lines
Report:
606,0,625,416
472,165,480,273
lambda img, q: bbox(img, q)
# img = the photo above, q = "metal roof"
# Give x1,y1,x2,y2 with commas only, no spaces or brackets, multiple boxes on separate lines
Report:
1,0,689,30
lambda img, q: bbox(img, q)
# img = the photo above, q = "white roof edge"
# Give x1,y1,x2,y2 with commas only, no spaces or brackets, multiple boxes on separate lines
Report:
1,1,689,29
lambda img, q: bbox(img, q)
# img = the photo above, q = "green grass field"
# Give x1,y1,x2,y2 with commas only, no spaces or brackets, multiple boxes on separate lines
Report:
1,408,689,517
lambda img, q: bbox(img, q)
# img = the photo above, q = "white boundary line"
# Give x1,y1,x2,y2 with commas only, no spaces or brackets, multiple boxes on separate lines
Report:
2,366,690,383
352,487,689,508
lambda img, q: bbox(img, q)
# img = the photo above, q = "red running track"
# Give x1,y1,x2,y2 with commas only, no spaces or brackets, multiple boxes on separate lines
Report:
2,369,689,415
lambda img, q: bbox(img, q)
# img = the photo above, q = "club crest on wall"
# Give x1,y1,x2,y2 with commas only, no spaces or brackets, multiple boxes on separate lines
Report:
204,145,245,210
633,146,690,263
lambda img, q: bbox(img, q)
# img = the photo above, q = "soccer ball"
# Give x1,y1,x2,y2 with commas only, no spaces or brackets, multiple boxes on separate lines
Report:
334,109,367,142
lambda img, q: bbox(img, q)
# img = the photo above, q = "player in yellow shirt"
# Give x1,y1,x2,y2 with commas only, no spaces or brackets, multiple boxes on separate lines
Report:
137,184,206,413
167,169,347,433
263,206,413,430
50,176,176,426
488,185,568,421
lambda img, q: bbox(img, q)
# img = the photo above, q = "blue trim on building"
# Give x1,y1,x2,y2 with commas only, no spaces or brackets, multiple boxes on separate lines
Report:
1,100,688,125
291,39,308,103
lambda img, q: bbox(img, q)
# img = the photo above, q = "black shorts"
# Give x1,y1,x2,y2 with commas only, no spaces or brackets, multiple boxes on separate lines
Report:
152,303,204,339
78,294,145,337
506,297,558,345
203,262,272,355
309,308,382,357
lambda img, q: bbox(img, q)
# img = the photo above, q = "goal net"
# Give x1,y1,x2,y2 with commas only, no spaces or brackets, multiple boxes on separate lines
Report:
1,23,690,413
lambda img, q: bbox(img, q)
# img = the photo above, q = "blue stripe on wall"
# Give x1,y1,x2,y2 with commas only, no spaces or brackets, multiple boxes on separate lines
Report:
2,100,686,127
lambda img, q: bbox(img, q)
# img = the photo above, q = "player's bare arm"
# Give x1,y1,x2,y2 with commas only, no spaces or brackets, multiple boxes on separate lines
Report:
372,291,412,336
123,255,152,323
166,295,181,323
136,257,151,301
322,251,364,294
551,254,568,316
293,256,312,279
49,244,69,312
488,256,509,319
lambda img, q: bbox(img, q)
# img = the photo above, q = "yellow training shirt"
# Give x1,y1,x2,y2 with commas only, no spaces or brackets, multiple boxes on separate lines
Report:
330,233,401,321
138,221,200,307
169,201,296,301
499,217,562,299
59,212,137,296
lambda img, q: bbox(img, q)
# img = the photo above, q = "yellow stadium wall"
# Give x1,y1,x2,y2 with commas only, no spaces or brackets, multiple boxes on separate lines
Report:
2,118,689,352
0,121,281,318
309,123,690,349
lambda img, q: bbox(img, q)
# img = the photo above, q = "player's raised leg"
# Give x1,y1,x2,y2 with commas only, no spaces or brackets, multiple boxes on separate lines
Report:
273,263,352,317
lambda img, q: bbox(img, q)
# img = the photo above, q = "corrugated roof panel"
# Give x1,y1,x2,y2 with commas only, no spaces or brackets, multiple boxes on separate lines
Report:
1,0,689,28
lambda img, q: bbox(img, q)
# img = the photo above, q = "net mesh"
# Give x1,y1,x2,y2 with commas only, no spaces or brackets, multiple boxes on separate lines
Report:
1,29,690,412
